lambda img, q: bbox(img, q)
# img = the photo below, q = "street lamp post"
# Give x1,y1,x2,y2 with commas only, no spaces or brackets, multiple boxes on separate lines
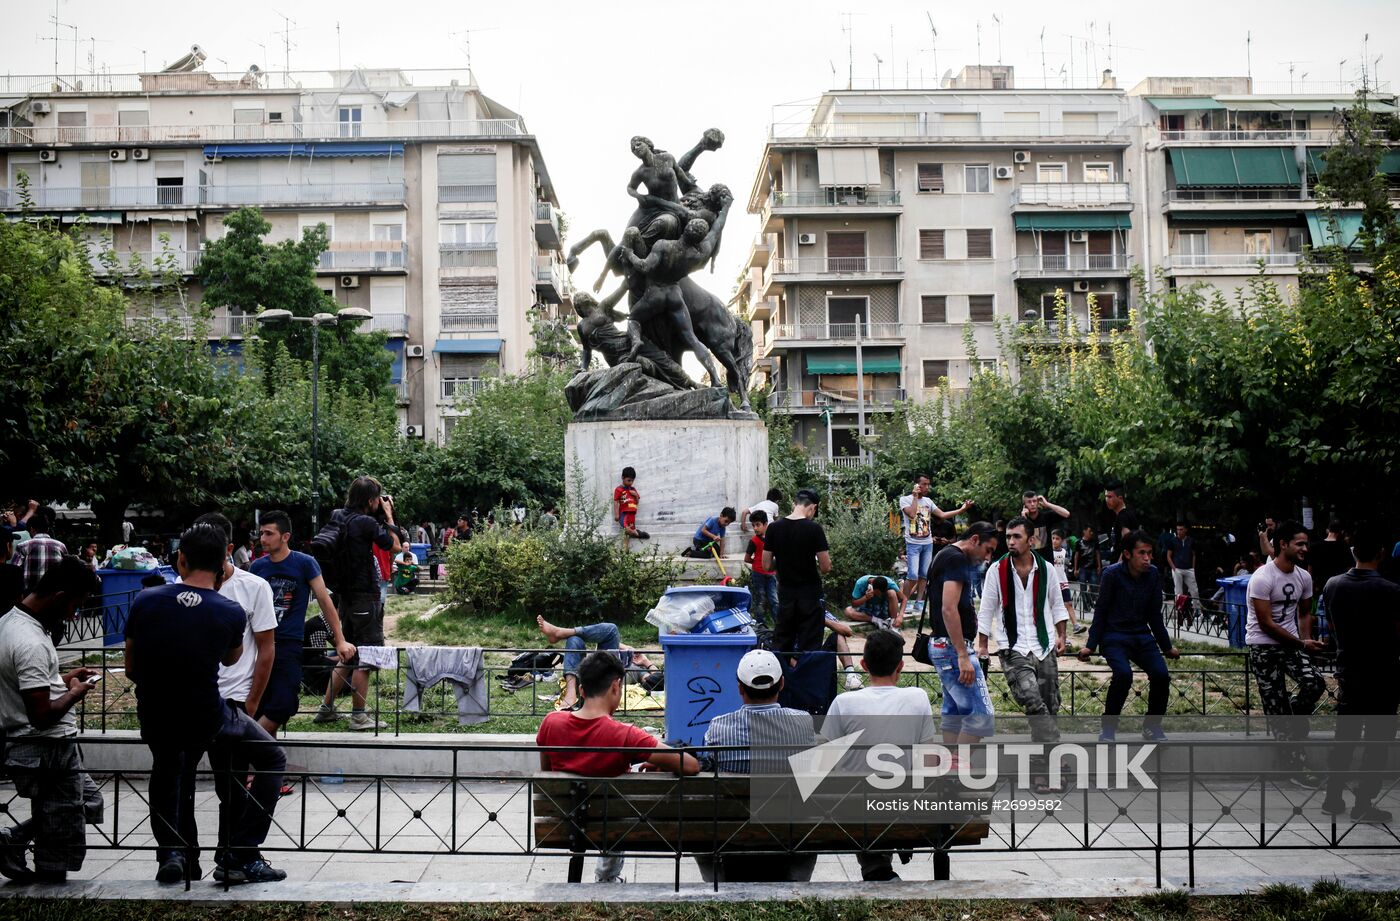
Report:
254,307,372,531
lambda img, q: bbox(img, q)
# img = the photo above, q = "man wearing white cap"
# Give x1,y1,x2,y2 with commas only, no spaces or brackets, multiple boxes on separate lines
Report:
698,649,819,882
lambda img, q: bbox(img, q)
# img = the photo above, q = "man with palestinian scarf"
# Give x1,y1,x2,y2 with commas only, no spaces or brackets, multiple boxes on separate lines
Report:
977,516,1069,793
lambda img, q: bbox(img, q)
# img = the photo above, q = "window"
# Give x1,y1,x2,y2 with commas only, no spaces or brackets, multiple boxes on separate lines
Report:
827,296,868,330
1092,292,1118,318
373,222,405,268
57,110,86,142
964,164,991,194
922,359,950,388
916,163,944,192
976,358,999,376
825,231,866,272
921,295,947,323
966,229,994,259
968,295,995,322
918,229,946,260
1178,230,1208,267
117,109,149,142
440,221,496,245
1036,163,1067,183
156,176,184,206
438,154,496,202
233,107,263,139
1040,293,1061,316
1083,162,1114,183
338,106,363,138
1244,229,1273,255
80,160,110,207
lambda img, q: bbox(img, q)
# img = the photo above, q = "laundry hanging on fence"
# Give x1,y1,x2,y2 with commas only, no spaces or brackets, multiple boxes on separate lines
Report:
403,646,489,725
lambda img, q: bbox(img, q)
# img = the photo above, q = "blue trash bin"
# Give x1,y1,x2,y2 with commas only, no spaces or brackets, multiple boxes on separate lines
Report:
410,542,431,566
659,631,757,748
1215,573,1252,648
95,566,176,646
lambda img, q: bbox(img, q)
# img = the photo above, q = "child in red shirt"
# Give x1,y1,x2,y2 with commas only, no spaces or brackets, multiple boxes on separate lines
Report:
744,510,778,627
611,466,649,543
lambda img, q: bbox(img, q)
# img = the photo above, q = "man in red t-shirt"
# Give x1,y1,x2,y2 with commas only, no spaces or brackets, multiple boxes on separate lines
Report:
612,466,649,545
536,652,698,882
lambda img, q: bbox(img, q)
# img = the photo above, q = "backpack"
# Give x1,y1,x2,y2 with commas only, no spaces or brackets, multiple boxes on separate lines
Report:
309,512,348,593
503,650,561,679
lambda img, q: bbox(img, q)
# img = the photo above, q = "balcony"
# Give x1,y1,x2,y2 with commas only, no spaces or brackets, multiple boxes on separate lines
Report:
440,377,492,402
1014,182,1132,208
1013,254,1132,277
1159,128,1348,145
438,184,496,203
536,257,567,304
317,243,408,273
393,380,411,405
806,455,872,472
124,312,256,339
769,322,904,347
534,201,562,250
202,182,406,208
1,184,200,209
769,116,1130,145
768,388,906,413
91,250,200,276
747,233,772,269
1018,317,1133,342
439,243,497,269
749,295,778,322
760,188,900,232
371,313,409,337
1,118,525,147
440,313,499,333
1160,252,1302,273
769,255,902,284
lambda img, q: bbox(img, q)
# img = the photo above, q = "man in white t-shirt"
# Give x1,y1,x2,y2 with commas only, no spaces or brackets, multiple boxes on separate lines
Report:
739,488,783,535
820,630,936,882
898,475,970,617
1246,519,1326,784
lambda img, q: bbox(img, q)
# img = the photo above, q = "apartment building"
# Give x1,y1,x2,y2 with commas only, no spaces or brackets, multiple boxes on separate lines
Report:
741,66,1397,465
742,67,1134,463
0,53,567,443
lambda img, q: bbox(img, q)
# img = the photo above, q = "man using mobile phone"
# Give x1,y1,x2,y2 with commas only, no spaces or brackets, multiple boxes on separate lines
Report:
0,555,104,883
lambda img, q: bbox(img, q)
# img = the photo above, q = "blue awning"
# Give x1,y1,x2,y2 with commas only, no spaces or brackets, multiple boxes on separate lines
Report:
386,339,405,383
434,338,502,354
203,142,403,159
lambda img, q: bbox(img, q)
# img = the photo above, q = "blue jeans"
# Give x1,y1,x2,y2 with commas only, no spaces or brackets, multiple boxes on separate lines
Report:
563,622,627,676
929,639,995,737
906,541,933,583
1100,631,1170,727
750,571,778,627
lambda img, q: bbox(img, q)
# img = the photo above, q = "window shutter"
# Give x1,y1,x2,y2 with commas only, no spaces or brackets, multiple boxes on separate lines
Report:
968,295,995,322
920,295,947,323
922,360,950,387
916,163,943,192
918,229,945,260
966,229,994,259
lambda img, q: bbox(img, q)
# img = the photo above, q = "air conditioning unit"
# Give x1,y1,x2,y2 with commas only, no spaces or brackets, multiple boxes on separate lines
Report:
797,233,817,245
406,344,425,358
405,425,424,438
994,166,1014,180
1073,280,1091,293
109,149,127,162
38,149,57,163
1013,150,1032,163
131,148,150,161
31,101,51,115
339,275,360,289
1070,230,1089,243
268,111,283,123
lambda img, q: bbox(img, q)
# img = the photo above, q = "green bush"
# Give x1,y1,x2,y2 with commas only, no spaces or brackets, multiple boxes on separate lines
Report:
820,485,902,606
444,522,677,624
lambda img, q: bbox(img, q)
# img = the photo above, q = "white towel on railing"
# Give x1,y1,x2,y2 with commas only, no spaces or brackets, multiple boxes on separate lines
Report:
356,645,399,670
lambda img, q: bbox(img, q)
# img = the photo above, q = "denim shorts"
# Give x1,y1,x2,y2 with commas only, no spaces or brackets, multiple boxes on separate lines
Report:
929,638,995,737
906,541,934,581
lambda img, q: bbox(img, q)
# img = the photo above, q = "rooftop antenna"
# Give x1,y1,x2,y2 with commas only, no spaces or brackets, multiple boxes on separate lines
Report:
890,25,897,89
1039,27,1046,87
272,10,301,87
336,21,342,73
1362,34,1369,90
926,14,939,82
1058,63,1067,89
1088,20,1097,79
1107,21,1113,73
992,14,1003,66
1279,61,1311,93
44,0,78,88
1246,30,1252,82
448,27,501,82
874,52,883,89
976,20,983,80
1300,71,1309,92
841,13,855,90
829,59,837,88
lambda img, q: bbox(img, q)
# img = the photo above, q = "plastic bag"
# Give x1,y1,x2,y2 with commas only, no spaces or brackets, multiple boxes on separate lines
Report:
645,592,715,635
106,546,160,571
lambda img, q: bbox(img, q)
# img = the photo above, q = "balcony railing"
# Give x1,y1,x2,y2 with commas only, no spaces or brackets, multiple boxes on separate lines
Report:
202,182,406,206
440,313,499,332
438,184,497,203
1014,182,1131,206
393,380,411,403
769,388,906,410
1159,128,1344,143
806,455,872,471
1019,317,1133,339
770,255,903,276
371,313,409,335
1162,253,1303,269
1165,188,1308,202
90,250,200,275
124,313,256,338
770,118,1129,143
771,322,904,340
1014,254,1131,275
319,243,408,271
441,377,492,401
1,184,200,209
439,243,497,268
533,200,562,249
1,118,525,146
769,189,901,208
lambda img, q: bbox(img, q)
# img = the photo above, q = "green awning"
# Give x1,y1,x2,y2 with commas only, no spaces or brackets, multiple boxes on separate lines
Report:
1168,147,1300,187
1013,213,1131,231
1307,148,1400,177
1169,211,1302,223
805,348,901,375
1306,211,1364,249
1147,96,1225,112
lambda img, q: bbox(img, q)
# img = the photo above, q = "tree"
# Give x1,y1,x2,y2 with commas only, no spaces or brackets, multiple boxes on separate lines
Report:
196,207,391,398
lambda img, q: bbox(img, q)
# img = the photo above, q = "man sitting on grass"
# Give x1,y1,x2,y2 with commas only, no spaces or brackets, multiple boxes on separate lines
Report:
536,652,700,883
844,575,904,630
537,616,657,711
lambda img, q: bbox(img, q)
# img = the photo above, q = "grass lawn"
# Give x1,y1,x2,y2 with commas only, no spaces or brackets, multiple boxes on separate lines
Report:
3,882,1397,921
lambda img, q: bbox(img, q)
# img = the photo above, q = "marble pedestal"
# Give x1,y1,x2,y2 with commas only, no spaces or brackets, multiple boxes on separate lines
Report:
565,418,769,555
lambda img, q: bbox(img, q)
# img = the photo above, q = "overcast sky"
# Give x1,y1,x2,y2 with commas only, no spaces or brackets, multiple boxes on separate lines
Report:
8,0,1398,294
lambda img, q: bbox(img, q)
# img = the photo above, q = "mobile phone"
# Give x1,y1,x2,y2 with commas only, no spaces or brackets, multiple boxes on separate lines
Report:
84,673,103,685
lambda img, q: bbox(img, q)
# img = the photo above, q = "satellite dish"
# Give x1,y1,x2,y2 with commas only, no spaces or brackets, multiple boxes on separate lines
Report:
1023,309,1040,323
940,69,954,88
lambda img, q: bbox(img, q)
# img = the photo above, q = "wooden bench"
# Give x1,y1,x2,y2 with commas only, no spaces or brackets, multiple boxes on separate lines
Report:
533,772,989,884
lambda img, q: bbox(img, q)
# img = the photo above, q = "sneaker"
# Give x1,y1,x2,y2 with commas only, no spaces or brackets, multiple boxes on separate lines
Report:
1098,727,1117,743
1351,804,1393,824
0,829,32,882
156,854,187,884
1141,725,1169,743
312,704,341,724
1320,796,1347,816
347,712,387,732
844,668,864,690
1073,624,1088,635
636,531,650,540
1288,771,1323,789
598,875,626,884
278,783,295,798
215,858,287,884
